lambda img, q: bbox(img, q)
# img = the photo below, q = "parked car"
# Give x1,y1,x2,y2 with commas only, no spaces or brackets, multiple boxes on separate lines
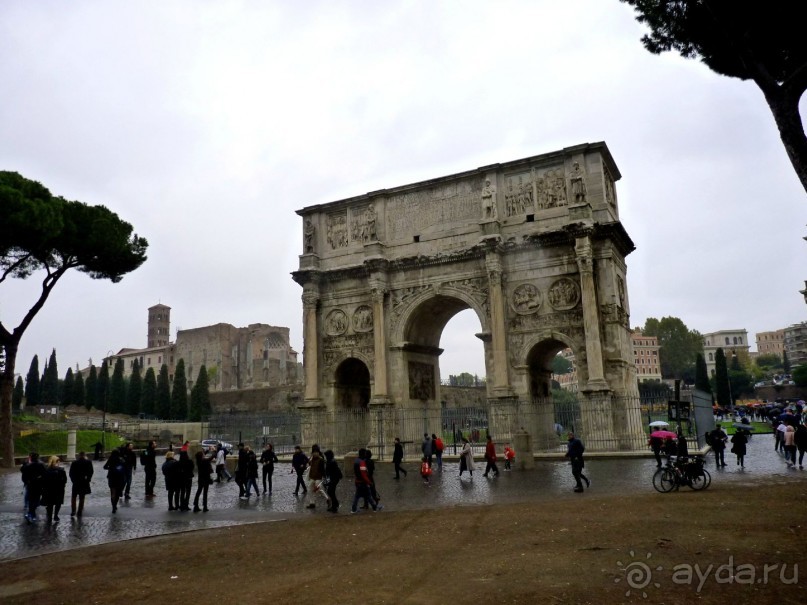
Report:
200,439,233,452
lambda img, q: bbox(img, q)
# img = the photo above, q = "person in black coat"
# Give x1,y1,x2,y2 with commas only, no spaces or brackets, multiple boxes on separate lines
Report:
143,440,158,498
245,449,259,497
260,443,279,495
565,432,589,493
392,437,407,479
21,452,46,523
235,443,249,497
731,429,748,467
121,442,137,500
324,449,342,513
177,450,194,511
69,451,94,517
42,456,68,524
161,451,181,511
103,450,126,513
193,450,213,512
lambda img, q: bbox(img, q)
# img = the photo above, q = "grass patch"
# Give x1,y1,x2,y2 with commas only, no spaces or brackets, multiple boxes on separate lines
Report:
15,430,126,456
723,421,772,435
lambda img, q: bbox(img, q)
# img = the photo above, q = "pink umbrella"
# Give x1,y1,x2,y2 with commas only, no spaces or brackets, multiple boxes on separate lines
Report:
650,430,678,440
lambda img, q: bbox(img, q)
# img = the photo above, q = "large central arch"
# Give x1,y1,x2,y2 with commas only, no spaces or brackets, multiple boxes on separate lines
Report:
293,142,644,452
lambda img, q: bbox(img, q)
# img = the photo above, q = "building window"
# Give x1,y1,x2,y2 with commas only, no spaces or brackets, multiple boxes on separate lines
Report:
708,353,713,361
147,357,151,365
158,356,162,364
725,337,730,345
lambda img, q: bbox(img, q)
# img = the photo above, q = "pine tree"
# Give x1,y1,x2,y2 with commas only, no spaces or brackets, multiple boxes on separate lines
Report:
126,359,142,416
694,353,711,393
108,358,126,413
156,364,171,419
41,349,60,406
97,360,110,413
189,364,211,421
714,348,731,407
85,365,98,410
171,359,188,420
62,368,75,407
24,355,41,407
141,367,157,417
12,376,24,409
73,370,85,410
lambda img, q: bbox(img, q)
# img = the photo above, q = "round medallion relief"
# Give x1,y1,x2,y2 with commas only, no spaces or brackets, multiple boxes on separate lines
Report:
547,277,580,310
325,309,348,336
352,305,373,332
511,283,542,315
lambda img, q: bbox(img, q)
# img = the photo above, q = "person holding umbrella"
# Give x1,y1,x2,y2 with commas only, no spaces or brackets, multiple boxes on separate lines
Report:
709,424,728,468
731,428,748,467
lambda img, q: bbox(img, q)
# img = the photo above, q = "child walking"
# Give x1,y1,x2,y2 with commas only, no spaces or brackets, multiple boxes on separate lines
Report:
420,457,433,486
503,443,515,470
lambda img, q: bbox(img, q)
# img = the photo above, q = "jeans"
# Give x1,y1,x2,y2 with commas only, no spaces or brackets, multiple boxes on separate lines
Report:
351,483,377,512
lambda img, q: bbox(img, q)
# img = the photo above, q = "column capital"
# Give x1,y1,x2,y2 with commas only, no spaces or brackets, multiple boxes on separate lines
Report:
302,284,320,309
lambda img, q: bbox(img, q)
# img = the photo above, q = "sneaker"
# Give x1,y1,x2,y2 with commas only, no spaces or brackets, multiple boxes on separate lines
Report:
374,504,384,512
350,509,359,514
54,515,60,522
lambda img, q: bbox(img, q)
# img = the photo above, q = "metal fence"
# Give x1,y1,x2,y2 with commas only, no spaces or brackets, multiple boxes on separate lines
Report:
206,391,711,460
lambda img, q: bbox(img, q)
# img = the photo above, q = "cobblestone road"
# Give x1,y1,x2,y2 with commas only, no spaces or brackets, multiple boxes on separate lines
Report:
0,434,801,561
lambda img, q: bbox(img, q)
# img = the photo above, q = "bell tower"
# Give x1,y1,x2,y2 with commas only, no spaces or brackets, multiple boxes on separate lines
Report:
147,304,171,348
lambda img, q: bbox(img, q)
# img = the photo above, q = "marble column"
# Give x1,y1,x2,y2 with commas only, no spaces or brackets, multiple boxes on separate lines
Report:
486,252,511,397
370,285,389,402
301,284,321,402
575,235,609,391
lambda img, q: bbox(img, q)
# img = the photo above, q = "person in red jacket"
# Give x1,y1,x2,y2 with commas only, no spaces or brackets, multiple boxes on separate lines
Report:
482,434,499,478
431,433,445,472
503,444,515,471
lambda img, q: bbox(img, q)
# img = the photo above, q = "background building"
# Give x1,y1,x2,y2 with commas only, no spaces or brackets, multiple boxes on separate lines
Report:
756,329,785,359
784,322,807,367
702,329,749,377
632,328,662,383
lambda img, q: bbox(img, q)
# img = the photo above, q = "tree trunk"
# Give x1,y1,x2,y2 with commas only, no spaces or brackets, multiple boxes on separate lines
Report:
0,343,18,468
763,87,807,195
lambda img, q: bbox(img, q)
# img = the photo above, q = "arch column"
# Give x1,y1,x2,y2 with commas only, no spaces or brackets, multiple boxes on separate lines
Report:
575,235,609,392
301,284,322,404
486,250,512,398
370,283,390,404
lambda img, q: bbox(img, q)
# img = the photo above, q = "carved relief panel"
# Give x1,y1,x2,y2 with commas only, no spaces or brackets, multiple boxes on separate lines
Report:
603,164,617,209
547,277,580,311
352,305,373,333
326,212,349,249
510,283,542,315
325,309,348,335
408,361,435,400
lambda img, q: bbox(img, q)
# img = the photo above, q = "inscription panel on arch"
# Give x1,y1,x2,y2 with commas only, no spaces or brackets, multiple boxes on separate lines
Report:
385,180,481,239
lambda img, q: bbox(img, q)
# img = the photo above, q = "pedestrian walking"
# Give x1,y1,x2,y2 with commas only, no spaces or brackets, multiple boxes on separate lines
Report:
42,456,67,524
178,449,194,510
432,433,444,471
245,449,259,498
350,449,381,513
291,445,309,496
565,432,589,493
648,434,663,468
709,424,728,467
482,435,499,478
420,457,432,485
783,424,797,466
458,437,474,478
365,449,380,507
69,450,93,517
306,445,330,509
121,442,137,500
235,443,249,497
193,450,212,512
503,443,515,470
142,440,157,498
324,449,342,513
795,421,807,469
260,443,279,495
103,450,126,513
161,451,181,511
421,433,434,467
215,444,232,483
392,437,408,479
731,429,748,467
21,452,45,523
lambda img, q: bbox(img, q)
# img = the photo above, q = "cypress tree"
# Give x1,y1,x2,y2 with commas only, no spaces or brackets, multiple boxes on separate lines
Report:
12,376,24,409
783,350,791,373
714,348,731,407
24,355,41,407
42,349,59,406
126,359,142,416
73,370,85,410
97,360,110,413
85,365,98,410
62,368,75,407
156,364,171,419
694,353,711,393
141,366,157,417
171,359,188,420
109,358,126,413
189,364,211,421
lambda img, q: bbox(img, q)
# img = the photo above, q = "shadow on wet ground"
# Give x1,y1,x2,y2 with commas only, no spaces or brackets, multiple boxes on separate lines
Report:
0,434,802,561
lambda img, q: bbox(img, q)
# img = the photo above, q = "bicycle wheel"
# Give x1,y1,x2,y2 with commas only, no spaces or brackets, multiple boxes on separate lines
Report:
689,467,711,491
652,468,677,493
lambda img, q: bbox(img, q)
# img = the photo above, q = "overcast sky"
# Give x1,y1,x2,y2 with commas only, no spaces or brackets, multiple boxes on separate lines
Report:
2,1,805,383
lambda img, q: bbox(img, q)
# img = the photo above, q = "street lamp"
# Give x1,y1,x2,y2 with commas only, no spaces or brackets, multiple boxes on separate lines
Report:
101,350,113,455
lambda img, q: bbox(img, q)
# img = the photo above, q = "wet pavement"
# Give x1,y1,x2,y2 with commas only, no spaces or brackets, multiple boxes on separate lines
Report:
0,434,803,562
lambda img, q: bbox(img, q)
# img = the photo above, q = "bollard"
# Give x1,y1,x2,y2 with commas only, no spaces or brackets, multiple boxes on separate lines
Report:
513,428,534,470
67,429,77,461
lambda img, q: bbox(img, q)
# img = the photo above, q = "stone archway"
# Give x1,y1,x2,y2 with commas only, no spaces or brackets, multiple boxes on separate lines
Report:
293,142,644,452
334,357,371,409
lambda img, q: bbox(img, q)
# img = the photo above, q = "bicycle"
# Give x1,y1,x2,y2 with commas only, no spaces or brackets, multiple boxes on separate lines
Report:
652,455,711,493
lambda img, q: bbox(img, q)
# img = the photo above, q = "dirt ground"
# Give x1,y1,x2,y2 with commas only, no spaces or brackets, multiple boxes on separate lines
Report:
0,478,805,604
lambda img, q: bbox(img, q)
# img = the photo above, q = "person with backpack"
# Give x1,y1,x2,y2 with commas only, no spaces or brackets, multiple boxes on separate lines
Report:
103,449,126,513
565,432,589,493
350,449,382,513
306,444,329,509
432,433,444,471
730,429,748,468
324,449,342,513
161,451,181,511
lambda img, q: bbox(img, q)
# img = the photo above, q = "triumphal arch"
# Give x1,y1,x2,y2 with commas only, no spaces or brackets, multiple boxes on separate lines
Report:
293,142,643,452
